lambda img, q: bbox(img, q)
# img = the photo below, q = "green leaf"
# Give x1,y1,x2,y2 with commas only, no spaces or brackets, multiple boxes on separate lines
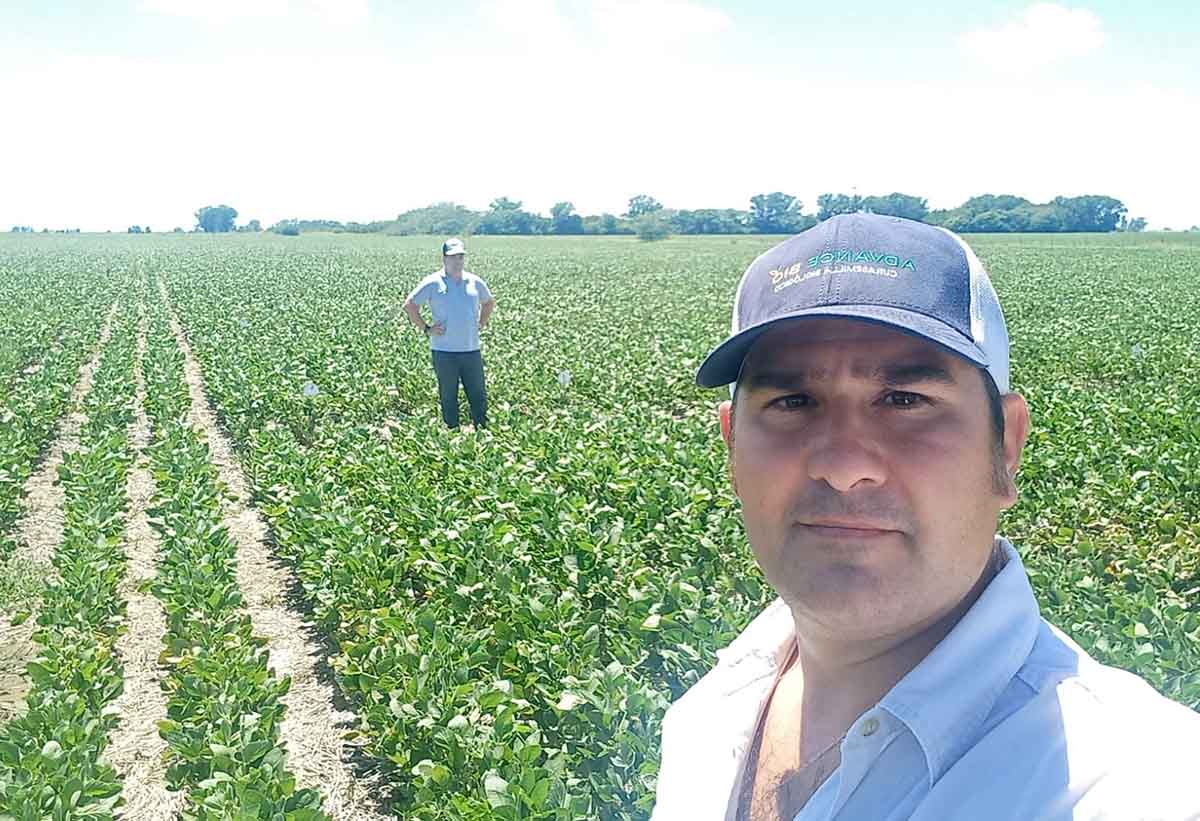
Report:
484,772,513,809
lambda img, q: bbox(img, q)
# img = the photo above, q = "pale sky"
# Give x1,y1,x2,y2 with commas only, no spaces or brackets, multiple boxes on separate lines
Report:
3,1,1198,231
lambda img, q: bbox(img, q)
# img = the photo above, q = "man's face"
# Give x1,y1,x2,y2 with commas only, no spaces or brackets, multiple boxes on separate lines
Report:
720,318,1028,644
444,253,465,276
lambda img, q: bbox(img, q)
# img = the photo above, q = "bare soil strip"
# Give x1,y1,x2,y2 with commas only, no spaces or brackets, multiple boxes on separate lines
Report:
106,313,185,819
159,282,388,819
0,304,117,723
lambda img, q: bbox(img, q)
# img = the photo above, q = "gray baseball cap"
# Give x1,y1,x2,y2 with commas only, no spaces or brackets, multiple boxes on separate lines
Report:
696,213,1010,394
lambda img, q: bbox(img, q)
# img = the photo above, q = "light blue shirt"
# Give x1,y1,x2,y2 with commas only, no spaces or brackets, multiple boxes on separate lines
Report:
407,270,493,353
652,539,1200,820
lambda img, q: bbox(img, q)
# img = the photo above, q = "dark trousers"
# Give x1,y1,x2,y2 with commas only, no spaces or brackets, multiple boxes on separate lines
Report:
431,350,487,428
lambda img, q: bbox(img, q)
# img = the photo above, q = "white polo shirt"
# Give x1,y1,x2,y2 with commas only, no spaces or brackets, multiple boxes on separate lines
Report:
652,539,1200,820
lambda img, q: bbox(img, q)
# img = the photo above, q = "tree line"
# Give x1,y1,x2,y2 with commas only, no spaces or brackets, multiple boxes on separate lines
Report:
252,192,1150,238
14,194,1188,237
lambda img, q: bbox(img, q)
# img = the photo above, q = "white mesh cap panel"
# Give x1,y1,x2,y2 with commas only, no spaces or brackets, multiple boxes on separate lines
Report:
936,227,1010,393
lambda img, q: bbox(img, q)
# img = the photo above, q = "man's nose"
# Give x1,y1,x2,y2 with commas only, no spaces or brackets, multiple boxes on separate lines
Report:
804,408,888,493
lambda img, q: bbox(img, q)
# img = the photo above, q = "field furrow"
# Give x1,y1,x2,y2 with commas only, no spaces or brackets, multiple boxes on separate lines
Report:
158,279,390,820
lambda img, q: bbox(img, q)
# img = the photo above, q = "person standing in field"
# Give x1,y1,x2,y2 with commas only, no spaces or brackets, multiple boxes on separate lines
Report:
652,213,1200,820
403,237,496,429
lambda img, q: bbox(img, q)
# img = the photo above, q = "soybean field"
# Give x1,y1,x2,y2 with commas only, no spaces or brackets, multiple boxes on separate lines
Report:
1,231,1198,819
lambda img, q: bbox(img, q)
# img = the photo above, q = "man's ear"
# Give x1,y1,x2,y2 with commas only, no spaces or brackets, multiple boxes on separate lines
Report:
1000,392,1030,504
719,400,738,496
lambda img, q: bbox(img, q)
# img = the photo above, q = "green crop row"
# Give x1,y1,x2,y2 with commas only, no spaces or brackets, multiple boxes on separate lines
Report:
140,293,327,820
0,254,104,386
0,300,136,820
0,292,111,562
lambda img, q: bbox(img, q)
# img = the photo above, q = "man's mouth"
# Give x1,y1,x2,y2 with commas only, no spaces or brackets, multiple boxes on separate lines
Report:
796,518,899,538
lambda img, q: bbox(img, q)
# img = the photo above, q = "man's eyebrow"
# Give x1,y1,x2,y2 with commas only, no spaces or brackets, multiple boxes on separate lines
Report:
740,362,956,392
872,362,956,386
741,368,814,393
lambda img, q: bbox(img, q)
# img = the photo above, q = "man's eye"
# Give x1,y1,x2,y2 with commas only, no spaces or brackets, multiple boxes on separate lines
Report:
775,395,813,410
885,391,925,407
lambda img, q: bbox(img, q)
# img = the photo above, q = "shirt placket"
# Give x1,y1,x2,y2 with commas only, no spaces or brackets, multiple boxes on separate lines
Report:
806,713,901,820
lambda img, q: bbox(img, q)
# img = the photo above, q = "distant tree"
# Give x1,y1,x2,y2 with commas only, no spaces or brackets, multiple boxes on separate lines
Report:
1190,225,1200,232
195,204,238,233
750,192,812,233
10,226,34,233
672,208,751,234
968,209,1026,232
960,194,1032,216
261,218,356,233
635,212,671,241
582,213,633,235
1024,207,1063,233
625,194,664,218
127,225,143,233
1052,195,1126,232
931,193,1125,233
343,220,391,233
860,193,928,222
816,193,863,221
173,227,184,233
388,202,479,235
550,201,585,235
475,198,549,235
1120,216,1148,232
242,219,262,232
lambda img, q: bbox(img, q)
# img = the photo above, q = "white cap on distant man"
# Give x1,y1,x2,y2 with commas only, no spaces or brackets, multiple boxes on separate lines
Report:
443,237,466,256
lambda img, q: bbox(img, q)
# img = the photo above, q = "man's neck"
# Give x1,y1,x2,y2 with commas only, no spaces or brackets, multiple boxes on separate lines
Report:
785,550,1001,750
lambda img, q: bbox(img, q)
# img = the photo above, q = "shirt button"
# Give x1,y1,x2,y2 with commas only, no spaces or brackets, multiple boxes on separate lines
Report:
861,717,880,737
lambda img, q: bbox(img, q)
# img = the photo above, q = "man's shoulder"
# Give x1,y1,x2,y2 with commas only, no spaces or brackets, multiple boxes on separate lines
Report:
1049,668,1199,819
918,617,1200,819
997,619,1200,813
1017,618,1200,740
1055,654,1200,747
1029,619,1197,720
412,270,445,290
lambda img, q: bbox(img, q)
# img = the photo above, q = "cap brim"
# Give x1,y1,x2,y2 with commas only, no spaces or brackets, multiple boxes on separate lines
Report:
443,248,465,255
695,306,990,388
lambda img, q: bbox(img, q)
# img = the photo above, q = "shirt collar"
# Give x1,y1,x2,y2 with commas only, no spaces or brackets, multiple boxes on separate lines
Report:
879,538,1040,784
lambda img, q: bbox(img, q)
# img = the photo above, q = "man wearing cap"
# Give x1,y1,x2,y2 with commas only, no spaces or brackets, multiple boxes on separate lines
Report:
652,214,1199,820
403,237,495,428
